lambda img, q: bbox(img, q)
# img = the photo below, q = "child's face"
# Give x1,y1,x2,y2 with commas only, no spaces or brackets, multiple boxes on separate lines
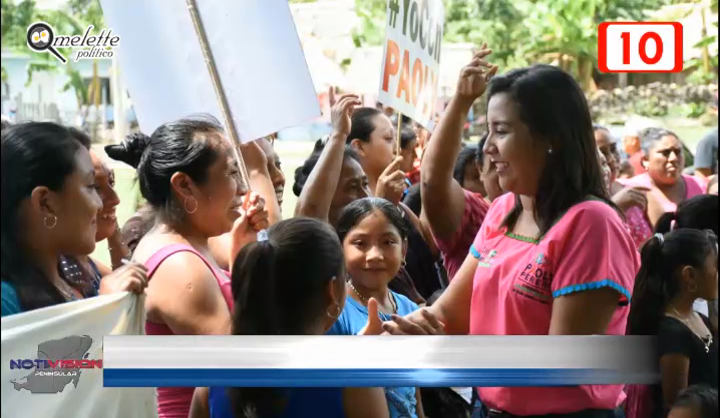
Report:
342,210,405,289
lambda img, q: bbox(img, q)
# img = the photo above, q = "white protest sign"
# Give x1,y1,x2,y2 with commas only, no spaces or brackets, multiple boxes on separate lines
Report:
99,0,320,142
378,0,444,130
1,293,154,418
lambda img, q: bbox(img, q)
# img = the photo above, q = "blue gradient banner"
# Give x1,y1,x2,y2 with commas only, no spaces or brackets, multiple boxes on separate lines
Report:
102,335,659,387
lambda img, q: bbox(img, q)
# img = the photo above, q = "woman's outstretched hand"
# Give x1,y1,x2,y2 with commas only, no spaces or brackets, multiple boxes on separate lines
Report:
381,308,445,335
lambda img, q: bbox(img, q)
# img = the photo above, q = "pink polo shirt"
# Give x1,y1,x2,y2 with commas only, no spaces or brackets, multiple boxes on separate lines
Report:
469,193,641,415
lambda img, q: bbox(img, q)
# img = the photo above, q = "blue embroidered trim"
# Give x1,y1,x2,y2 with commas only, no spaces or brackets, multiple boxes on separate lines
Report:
552,279,631,302
470,244,481,259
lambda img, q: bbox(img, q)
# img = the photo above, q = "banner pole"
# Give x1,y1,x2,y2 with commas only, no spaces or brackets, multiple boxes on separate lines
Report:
186,0,251,191
396,112,402,156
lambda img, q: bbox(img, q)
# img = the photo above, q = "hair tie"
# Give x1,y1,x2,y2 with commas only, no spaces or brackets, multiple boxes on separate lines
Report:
257,229,269,242
654,233,665,245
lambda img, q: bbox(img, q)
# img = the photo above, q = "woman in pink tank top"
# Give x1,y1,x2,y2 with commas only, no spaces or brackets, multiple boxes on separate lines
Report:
618,127,707,248
108,116,271,418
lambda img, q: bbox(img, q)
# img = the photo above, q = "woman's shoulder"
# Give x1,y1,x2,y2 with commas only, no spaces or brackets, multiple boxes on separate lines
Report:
683,175,707,197
618,173,652,188
481,193,515,229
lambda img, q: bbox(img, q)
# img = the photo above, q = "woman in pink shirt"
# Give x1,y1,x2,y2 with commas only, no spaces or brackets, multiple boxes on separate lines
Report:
110,116,270,418
384,60,641,417
618,128,706,248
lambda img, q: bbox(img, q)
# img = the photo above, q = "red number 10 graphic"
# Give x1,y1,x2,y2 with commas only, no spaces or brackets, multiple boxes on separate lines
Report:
599,22,683,73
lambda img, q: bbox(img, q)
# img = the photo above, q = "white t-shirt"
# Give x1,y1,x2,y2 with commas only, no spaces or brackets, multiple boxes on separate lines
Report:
693,299,709,316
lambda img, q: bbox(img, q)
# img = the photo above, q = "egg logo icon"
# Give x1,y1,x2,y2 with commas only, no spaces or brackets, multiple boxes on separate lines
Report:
26,22,66,63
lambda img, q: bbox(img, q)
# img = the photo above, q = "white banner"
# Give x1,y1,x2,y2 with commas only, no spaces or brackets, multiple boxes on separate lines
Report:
378,0,445,129
1,293,155,418
99,0,320,142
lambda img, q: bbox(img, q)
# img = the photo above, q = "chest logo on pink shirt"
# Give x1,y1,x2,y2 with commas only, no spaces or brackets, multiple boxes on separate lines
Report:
478,249,498,268
513,252,553,304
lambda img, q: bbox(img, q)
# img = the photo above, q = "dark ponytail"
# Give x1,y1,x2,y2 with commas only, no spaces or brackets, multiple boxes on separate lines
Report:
655,195,719,235
228,217,344,418
104,115,224,224
105,132,150,169
654,212,675,235
627,230,717,336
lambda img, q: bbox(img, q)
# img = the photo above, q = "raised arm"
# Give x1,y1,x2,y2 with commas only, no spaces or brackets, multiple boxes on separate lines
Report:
295,94,361,221
421,46,497,243
240,140,282,225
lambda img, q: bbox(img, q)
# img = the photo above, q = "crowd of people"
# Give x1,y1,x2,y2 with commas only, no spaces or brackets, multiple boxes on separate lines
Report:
1,44,718,418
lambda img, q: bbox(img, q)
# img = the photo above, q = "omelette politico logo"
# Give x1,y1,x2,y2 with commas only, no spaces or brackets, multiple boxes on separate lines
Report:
27,22,120,64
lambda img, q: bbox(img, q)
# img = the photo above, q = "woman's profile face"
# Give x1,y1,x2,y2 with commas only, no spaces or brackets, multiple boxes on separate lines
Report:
645,135,684,186
187,139,247,237
329,158,371,226
595,129,619,182
484,93,547,196
90,150,121,242
358,114,396,178
257,137,286,208
49,147,103,256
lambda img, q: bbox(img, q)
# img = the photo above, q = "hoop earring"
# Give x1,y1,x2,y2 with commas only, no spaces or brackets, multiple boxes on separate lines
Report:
43,214,57,229
326,302,341,320
400,259,407,268
689,283,698,293
184,197,198,214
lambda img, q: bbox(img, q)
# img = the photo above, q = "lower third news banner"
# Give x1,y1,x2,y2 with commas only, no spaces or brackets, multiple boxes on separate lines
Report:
103,336,658,387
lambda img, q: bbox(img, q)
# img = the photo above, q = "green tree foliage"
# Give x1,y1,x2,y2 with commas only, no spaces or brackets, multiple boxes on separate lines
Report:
356,0,685,89
1,0,105,107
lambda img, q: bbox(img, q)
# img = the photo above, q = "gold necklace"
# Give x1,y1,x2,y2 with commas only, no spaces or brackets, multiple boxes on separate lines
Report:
347,280,397,314
671,308,713,353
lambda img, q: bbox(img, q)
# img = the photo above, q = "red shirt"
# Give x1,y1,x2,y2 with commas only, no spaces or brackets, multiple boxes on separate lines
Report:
433,190,490,280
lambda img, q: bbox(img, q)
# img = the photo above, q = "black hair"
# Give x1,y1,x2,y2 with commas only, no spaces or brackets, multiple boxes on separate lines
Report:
672,385,718,418
229,217,344,417
1,118,12,131
336,197,410,243
453,144,479,187
292,138,360,197
1,122,92,312
639,127,679,155
401,183,422,217
487,65,617,235
345,107,383,144
655,195,719,235
475,132,488,166
105,115,224,224
627,229,717,336
400,128,416,150
593,123,609,133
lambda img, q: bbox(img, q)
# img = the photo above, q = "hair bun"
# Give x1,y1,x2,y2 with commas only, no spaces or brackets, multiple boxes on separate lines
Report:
105,132,150,169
